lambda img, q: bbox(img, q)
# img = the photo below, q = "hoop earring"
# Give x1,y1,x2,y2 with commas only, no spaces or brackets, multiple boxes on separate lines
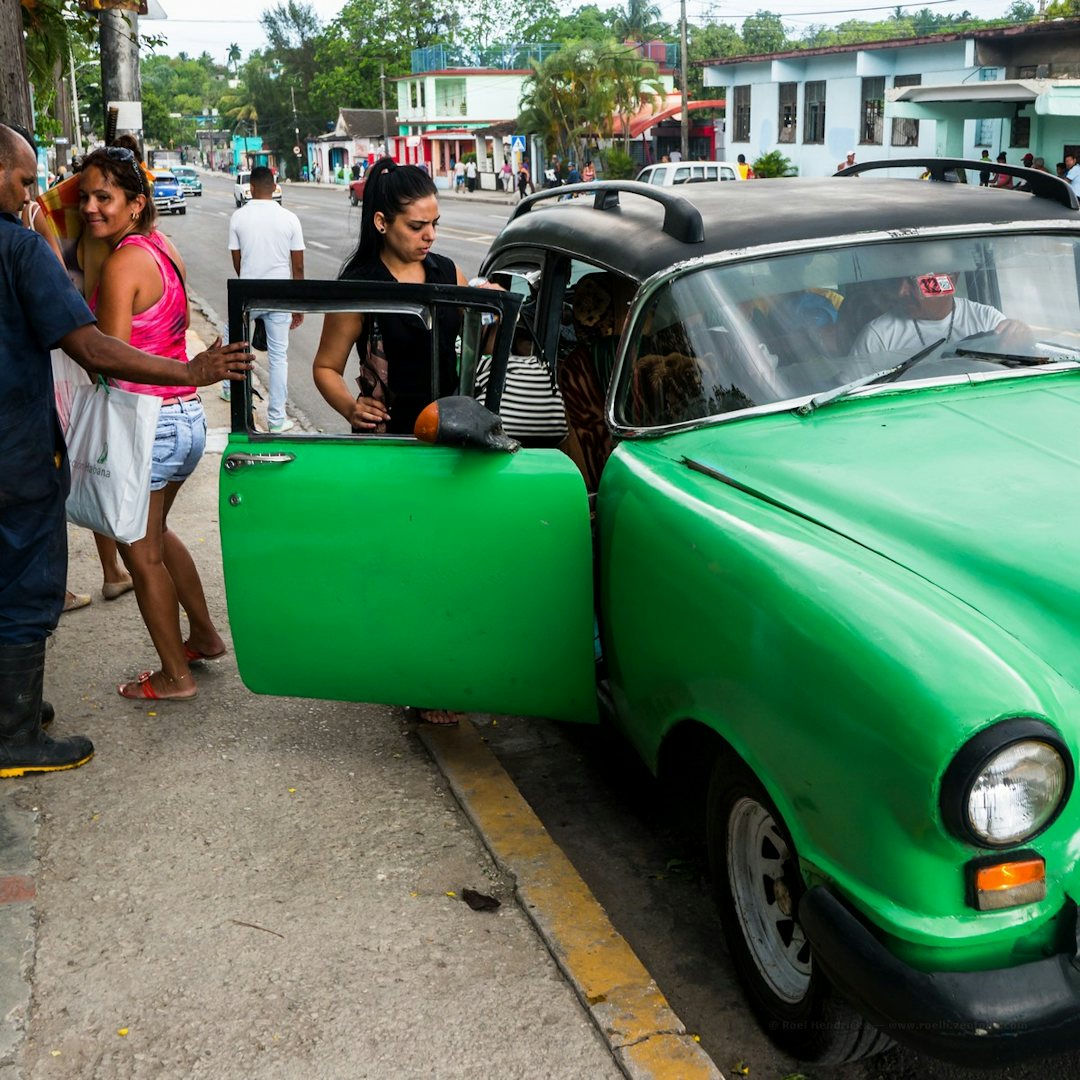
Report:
131,210,138,221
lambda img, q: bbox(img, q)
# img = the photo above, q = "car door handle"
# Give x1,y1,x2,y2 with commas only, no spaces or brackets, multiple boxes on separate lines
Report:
223,452,296,471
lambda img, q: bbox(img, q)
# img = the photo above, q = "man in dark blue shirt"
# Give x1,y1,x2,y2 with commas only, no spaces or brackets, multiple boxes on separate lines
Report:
0,123,251,779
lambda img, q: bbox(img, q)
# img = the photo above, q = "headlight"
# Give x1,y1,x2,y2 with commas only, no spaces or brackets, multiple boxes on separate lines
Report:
941,718,1073,849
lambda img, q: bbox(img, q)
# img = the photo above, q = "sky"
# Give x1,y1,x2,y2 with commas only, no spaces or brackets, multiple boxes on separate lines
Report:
144,0,1023,62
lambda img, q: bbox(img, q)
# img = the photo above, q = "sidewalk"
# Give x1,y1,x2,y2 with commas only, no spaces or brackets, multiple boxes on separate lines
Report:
0,322,622,1080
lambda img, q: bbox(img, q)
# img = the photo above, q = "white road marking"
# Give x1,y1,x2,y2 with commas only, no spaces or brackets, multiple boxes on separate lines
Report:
438,226,496,244
308,240,330,249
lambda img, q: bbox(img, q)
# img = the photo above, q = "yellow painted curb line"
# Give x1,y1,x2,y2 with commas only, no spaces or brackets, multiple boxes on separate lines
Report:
420,719,724,1080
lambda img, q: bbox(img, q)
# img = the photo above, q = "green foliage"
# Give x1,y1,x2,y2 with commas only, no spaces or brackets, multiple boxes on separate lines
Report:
600,146,635,178
1045,0,1079,14
545,5,616,42
741,10,787,53
612,0,667,42
752,149,796,177
519,40,665,163
687,23,744,98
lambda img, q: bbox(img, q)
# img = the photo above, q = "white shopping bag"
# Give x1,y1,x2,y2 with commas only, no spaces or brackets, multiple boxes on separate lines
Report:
50,348,87,436
65,380,161,544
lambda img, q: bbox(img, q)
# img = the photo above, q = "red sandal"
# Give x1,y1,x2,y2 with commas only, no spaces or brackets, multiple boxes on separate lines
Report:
183,643,227,663
118,671,198,701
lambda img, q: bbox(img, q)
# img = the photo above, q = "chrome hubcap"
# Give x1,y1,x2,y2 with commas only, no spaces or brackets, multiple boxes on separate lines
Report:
727,795,812,1004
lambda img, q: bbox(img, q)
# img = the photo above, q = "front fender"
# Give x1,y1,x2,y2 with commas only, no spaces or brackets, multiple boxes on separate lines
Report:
599,443,1080,967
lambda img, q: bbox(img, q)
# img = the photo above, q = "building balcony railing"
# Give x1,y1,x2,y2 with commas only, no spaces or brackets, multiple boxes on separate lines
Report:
411,40,677,73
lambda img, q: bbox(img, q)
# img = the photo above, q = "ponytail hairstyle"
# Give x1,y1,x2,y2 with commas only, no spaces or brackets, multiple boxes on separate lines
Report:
339,157,438,278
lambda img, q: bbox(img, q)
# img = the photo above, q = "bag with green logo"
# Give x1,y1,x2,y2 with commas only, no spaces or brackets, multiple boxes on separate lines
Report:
65,378,162,544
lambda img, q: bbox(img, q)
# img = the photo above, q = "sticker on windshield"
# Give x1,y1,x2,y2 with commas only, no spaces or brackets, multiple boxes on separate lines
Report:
916,273,955,298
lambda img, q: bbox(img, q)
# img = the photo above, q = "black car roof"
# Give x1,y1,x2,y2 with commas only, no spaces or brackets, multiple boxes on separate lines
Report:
485,175,1078,283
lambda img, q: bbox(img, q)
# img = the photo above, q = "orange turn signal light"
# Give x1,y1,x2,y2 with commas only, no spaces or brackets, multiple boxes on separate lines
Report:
969,854,1046,911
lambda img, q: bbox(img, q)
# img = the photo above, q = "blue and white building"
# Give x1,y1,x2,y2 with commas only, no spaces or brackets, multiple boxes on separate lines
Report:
701,18,1080,177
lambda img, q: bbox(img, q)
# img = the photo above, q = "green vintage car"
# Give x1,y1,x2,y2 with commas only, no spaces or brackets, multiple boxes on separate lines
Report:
220,161,1080,1067
172,166,202,197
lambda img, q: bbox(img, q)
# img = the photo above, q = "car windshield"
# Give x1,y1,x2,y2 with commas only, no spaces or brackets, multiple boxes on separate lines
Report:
615,230,1080,428
175,168,195,178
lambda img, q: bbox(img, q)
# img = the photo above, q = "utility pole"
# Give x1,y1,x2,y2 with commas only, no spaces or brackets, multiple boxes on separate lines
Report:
379,60,389,159
290,84,301,179
679,0,690,162
68,47,90,158
99,8,142,154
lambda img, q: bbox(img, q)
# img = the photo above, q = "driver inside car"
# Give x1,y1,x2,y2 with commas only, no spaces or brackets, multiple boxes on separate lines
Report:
849,272,1031,356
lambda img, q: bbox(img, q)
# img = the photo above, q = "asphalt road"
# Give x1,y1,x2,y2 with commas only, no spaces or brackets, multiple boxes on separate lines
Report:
167,174,1080,1080
157,171,510,433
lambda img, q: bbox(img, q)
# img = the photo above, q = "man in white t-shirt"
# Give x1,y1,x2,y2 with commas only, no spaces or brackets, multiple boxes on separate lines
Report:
851,272,1028,356
226,167,305,432
1065,153,1080,196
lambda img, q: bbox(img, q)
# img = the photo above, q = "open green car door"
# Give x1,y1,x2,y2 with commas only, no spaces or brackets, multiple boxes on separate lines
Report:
218,279,598,723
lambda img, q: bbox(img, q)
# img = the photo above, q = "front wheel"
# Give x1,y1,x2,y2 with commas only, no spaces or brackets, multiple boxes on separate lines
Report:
707,758,891,1065
349,191,358,206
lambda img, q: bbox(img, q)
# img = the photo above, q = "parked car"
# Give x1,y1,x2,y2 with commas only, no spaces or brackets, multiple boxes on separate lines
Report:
348,174,368,206
172,165,202,197
150,170,185,215
636,160,743,185
219,160,1080,1069
233,169,282,207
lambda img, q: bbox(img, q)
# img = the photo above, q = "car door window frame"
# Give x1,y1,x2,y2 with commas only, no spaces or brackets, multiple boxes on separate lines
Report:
226,278,522,436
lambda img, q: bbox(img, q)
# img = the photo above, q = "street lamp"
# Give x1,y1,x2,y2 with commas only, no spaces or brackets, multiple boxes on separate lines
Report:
68,51,100,156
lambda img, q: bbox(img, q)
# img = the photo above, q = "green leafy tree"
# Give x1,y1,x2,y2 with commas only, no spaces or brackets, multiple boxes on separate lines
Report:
687,22,744,98
227,42,242,77
741,10,787,54
545,5,616,43
1045,0,1079,14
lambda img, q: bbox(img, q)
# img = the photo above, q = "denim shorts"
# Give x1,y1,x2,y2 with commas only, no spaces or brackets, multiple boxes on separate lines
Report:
151,398,206,491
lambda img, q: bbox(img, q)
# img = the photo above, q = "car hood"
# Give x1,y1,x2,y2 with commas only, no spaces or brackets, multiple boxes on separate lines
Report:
666,374,1080,683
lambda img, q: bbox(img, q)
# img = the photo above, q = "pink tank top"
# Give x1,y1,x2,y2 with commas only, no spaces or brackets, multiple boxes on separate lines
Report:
90,231,194,398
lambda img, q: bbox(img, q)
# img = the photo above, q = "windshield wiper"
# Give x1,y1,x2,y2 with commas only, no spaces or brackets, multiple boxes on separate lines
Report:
795,337,946,416
951,346,1052,365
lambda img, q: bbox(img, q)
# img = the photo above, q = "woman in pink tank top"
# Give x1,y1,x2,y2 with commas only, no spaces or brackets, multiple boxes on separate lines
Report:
80,148,227,702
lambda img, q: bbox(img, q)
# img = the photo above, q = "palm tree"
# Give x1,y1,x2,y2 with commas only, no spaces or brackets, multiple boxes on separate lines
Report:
613,0,665,42
226,42,242,79
228,102,259,135
608,47,666,154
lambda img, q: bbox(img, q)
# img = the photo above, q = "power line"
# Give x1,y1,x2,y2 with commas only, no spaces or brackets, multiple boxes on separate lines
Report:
706,0,964,14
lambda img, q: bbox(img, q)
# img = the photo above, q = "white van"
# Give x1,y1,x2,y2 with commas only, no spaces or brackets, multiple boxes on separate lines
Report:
635,161,743,186
233,169,283,207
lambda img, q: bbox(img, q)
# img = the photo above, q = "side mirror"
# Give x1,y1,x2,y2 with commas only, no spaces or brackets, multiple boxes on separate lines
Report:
414,396,521,453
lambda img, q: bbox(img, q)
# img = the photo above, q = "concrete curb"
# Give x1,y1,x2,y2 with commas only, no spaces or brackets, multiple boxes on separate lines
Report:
420,719,724,1080
0,797,38,1076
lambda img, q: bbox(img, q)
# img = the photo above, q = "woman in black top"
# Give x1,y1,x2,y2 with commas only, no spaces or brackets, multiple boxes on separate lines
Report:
313,158,469,434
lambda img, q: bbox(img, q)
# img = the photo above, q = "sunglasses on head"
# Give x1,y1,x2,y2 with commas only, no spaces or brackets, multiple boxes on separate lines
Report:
102,145,145,191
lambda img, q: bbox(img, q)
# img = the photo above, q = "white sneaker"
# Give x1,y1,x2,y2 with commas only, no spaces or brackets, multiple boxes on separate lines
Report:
219,383,231,402
269,417,295,433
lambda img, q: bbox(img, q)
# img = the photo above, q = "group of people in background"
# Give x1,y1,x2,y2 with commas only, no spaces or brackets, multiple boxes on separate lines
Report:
979,149,1048,187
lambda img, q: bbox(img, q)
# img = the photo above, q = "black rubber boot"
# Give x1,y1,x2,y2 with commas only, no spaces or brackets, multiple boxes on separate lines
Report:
0,641,93,778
